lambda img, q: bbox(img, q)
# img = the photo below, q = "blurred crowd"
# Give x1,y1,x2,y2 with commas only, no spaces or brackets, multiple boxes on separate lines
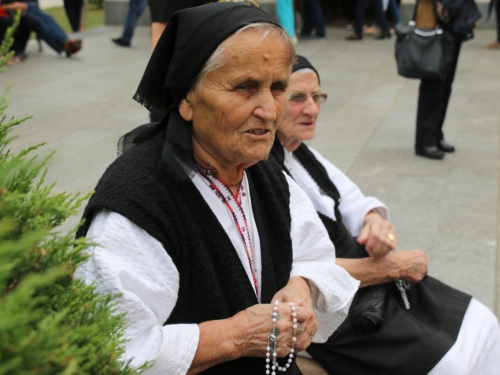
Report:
0,0,82,65
1,0,499,67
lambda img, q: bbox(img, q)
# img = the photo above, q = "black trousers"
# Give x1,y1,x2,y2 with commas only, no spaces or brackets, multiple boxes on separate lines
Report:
63,0,82,32
496,0,500,41
415,38,462,149
354,0,389,35
0,15,36,55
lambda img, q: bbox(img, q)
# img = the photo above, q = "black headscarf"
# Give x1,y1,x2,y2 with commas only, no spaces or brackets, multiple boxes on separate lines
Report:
119,2,288,182
292,55,320,83
133,2,281,115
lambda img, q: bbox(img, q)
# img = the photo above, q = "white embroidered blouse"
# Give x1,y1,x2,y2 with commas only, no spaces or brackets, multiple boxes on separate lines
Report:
76,170,359,375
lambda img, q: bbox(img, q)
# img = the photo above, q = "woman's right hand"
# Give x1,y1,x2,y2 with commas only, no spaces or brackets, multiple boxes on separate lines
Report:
189,302,309,374
385,249,428,283
228,302,310,358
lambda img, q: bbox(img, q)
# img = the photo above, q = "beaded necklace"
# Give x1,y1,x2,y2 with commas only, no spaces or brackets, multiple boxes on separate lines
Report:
196,163,259,298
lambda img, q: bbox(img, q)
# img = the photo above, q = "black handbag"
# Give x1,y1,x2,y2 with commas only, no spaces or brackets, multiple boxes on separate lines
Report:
395,3,455,80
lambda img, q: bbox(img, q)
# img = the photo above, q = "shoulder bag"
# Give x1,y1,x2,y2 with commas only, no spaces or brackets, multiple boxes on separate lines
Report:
395,0,455,80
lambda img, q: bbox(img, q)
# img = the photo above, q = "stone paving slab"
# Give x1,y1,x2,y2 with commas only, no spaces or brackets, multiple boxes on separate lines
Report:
2,25,499,316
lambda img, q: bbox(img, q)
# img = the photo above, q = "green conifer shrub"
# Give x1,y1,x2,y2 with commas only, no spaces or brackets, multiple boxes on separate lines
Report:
0,15,145,374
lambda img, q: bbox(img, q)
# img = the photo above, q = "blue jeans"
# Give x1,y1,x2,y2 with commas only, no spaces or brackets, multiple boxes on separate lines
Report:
26,3,68,53
301,0,325,36
121,0,148,44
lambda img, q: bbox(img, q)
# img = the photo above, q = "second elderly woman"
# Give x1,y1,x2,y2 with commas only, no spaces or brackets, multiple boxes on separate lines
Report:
271,55,500,374
76,3,359,375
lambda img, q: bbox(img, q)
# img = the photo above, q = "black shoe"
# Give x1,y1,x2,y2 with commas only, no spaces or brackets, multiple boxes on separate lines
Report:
415,146,445,160
437,139,455,153
112,37,131,47
346,33,363,40
375,32,392,40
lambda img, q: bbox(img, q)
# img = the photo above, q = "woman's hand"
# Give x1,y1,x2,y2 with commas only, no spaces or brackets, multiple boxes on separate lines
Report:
337,250,428,288
386,250,427,283
271,277,317,353
190,300,310,374
228,299,312,358
357,211,398,257
189,278,316,374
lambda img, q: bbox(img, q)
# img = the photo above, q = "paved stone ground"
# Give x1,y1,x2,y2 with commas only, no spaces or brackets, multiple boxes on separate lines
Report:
3,25,499,316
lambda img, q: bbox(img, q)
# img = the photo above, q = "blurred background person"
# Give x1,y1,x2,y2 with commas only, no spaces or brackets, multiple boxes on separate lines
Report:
299,0,325,38
63,0,83,32
149,0,206,52
276,0,297,43
487,0,500,48
346,0,391,40
0,1,36,63
112,0,148,47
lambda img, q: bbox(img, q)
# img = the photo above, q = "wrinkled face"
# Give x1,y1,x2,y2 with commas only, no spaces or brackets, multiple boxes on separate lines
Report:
179,30,291,169
278,71,321,150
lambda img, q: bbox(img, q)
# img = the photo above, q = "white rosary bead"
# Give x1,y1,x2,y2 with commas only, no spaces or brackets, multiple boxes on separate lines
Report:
265,301,296,374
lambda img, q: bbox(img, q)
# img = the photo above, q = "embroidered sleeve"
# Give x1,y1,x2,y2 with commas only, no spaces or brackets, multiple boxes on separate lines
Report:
75,211,199,375
285,173,359,342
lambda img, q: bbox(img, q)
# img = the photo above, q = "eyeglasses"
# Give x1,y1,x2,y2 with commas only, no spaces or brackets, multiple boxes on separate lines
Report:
287,92,328,104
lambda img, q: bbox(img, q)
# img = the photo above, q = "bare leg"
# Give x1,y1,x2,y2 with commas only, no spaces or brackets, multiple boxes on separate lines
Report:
151,22,166,53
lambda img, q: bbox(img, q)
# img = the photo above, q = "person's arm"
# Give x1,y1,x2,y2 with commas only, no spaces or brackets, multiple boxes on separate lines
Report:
336,249,428,288
0,2,27,11
76,211,197,375
282,173,360,343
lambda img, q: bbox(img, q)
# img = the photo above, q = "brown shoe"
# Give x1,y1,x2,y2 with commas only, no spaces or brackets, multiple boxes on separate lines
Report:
63,39,82,57
487,41,500,49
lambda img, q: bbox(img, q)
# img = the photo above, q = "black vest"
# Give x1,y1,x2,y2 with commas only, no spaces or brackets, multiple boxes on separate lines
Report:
78,132,302,374
270,140,367,259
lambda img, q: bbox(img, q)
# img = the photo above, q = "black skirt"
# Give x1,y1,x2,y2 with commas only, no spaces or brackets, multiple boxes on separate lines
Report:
149,0,209,23
306,275,471,375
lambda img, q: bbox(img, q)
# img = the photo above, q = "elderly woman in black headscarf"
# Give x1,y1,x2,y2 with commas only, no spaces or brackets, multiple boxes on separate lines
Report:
270,55,500,375
76,4,358,375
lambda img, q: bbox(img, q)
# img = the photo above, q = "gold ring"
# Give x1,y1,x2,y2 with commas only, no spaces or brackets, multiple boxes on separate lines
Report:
387,233,395,242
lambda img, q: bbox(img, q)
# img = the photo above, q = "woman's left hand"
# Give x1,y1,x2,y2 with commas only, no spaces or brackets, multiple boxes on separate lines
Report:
357,211,398,257
271,277,317,352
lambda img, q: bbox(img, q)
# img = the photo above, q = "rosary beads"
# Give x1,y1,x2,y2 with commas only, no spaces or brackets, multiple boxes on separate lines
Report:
265,300,297,374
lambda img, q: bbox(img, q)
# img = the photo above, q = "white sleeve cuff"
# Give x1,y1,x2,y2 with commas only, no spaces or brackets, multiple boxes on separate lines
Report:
144,324,200,375
290,262,359,343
